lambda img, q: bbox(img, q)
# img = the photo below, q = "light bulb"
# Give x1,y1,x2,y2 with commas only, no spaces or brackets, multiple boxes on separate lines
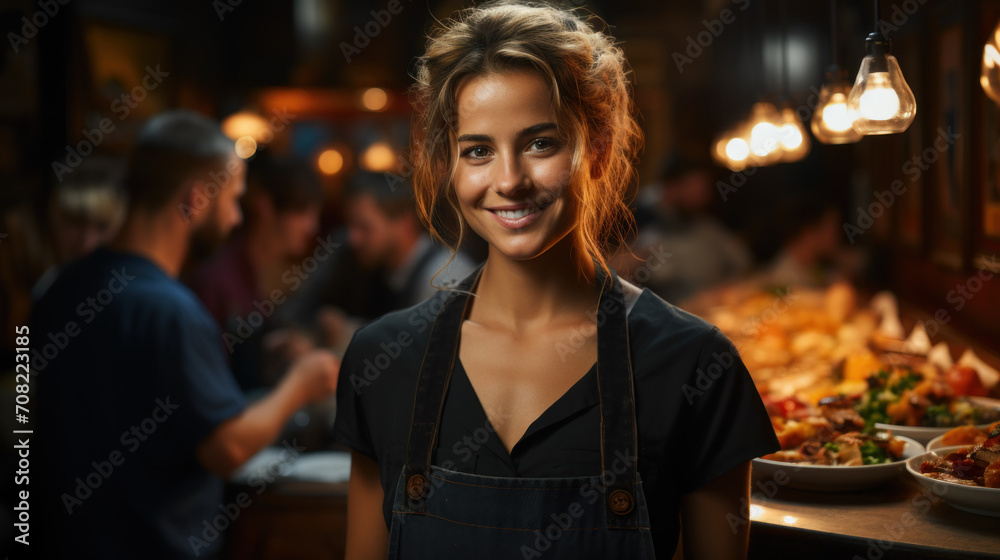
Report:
821,94,853,132
981,18,1000,105
726,137,750,162
846,34,916,135
858,72,901,120
811,69,862,144
746,101,784,165
777,103,810,162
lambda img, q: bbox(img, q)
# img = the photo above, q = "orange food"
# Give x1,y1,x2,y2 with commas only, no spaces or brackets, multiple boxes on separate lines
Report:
940,425,989,447
985,459,1000,489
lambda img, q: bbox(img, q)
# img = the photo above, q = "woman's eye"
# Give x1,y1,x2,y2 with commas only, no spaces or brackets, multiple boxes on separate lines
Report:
529,138,556,152
462,146,491,159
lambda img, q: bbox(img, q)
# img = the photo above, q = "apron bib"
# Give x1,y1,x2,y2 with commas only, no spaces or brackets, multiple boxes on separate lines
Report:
387,266,655,559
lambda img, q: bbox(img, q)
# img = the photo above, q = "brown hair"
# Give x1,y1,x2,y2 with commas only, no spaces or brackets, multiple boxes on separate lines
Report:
409,0,643,278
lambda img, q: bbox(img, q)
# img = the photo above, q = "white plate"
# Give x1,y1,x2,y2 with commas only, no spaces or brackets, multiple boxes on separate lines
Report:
752,436,925,492
874,423,995,445
906,446,1000,517
873,397,1000,444
927,423,1000,451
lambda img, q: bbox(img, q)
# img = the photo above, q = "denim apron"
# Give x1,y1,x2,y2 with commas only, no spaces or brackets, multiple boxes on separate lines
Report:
387,266,656,559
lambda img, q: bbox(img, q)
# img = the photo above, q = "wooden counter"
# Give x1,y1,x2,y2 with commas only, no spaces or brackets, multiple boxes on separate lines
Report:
747,475,999,560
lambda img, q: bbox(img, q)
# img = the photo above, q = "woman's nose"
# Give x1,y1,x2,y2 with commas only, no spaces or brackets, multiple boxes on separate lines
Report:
494,153,530,197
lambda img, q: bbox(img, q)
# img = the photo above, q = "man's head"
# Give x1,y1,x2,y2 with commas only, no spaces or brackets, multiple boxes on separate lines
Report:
345,172,420,270
244,157,323,257
123,110,245,253
49,156,126,263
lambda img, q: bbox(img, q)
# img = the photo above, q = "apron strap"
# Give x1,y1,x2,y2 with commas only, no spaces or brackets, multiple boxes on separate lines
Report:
595,267,641,528
401,265,481,512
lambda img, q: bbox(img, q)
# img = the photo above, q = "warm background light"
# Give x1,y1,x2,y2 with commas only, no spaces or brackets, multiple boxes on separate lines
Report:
317,148,345,175
361,87,388,111
222,111,270,142
234,136,258,159
360,142,395,171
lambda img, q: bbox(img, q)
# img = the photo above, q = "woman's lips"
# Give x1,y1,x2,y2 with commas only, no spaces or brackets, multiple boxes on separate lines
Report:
488,204,546,229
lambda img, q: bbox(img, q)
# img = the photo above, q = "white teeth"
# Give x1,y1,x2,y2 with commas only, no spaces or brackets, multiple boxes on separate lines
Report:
495,207,537,220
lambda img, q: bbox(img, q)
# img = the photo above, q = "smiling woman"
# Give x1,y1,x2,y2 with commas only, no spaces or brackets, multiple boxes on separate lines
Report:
332,2,780,560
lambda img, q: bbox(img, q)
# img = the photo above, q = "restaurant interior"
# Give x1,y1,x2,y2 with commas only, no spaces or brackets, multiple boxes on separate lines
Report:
1,0,999,558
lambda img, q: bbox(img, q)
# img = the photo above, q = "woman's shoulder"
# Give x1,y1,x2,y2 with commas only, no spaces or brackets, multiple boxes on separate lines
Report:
624,279,726,352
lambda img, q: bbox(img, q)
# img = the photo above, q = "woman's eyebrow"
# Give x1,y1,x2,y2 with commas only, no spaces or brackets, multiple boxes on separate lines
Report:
456,122,557,143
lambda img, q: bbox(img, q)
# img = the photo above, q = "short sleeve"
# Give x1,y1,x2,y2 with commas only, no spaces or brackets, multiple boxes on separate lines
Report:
679,327,779,493
332,329,378,460
158,300,247,450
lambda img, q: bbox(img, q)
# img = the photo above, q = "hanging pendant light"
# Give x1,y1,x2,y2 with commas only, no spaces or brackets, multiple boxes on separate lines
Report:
811,0,862,143
748,101,785,165
846,0,916,135
813,69,863,143
778,101,810,162
981,18,1000,105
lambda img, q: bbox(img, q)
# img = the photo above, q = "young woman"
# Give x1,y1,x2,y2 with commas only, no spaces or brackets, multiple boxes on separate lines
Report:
333,2,779,558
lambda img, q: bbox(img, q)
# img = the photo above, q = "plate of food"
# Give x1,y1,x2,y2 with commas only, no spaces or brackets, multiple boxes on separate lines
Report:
853,368,1000,444
906,440,1000,517
755,432,924,492
927,422,1000,451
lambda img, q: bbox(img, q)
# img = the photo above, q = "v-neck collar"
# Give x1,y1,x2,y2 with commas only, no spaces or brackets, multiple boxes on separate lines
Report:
445,357,600,471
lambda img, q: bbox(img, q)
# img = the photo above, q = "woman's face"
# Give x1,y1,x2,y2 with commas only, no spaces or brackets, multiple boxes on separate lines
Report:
452,69,576,261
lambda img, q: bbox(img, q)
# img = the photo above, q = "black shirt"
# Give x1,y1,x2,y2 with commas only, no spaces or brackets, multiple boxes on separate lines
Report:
333,278,779,556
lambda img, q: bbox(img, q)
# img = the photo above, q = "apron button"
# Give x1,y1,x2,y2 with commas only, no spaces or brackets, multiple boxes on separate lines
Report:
609,489,634,515
407,474,427,500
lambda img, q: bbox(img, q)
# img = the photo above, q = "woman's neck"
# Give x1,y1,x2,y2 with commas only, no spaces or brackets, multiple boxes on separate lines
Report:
473,233,599,330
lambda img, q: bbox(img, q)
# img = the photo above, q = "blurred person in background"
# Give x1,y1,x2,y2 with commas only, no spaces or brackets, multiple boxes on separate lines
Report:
31,155,127,298
758,195,861,289
188,155,323,392
33,110,339,560
615,153,752,303
344,171,477,316
266,172,478,360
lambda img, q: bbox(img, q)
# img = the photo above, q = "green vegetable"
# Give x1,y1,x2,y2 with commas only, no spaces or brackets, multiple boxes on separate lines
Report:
860,440,888,465
824,442,840,453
